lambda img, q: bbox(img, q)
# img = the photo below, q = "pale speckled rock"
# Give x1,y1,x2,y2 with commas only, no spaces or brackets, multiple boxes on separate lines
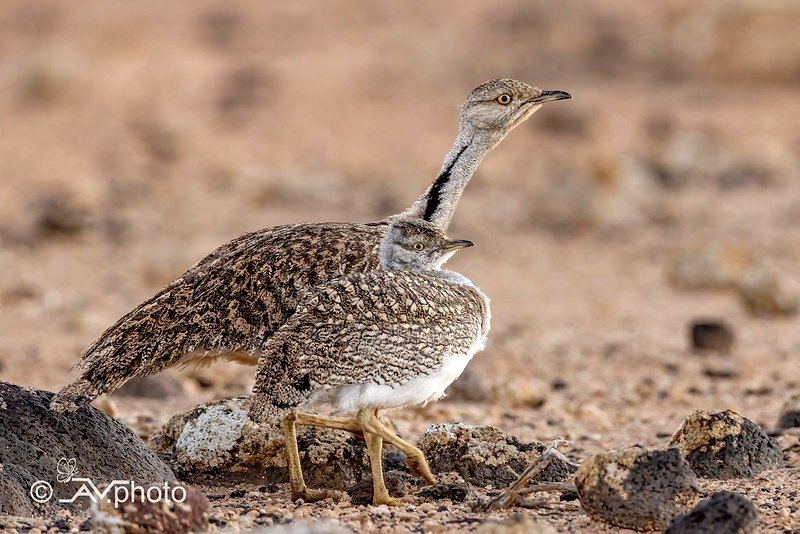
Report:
257,521,353,533
777,393,800,429
175,401,249,470
737,267,799,317
474,515,556,533
665,491,758,534
575,446,700,532
0,382,174,518
668,243,752,291
92,483,209,533
531,155,664,234
670,409,783,479
150,397,378,490
417,423,573,488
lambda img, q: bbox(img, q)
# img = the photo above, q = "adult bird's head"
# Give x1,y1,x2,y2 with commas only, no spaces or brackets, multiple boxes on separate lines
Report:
460,78,571,140
402,78,571,229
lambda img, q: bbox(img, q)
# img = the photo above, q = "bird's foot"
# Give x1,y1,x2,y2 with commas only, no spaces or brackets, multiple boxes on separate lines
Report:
407,456,437,486
291,487,346,503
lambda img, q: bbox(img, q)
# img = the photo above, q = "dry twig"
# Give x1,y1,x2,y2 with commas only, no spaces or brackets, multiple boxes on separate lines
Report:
477,437,575,511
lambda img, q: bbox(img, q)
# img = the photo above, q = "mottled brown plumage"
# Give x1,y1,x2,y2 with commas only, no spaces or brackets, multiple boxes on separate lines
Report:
51,78,570,413
250,218,489,506
52,222,387,411
250,220,490,420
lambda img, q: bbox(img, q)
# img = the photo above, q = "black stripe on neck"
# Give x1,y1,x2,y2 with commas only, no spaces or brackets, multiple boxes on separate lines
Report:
423,144,469,221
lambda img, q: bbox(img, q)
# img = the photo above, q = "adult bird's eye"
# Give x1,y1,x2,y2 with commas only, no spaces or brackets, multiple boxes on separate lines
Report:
496,94,512,105
412,243,425,251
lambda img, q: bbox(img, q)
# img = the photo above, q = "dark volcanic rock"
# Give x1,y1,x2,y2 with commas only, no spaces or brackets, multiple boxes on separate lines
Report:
151,397,396,490
665,491,758,534
347,470,417,505
690,320,734,353
416,472,475,503
670,409,783,479
575,446,700,531
0,381,175,517
92,483,209,533
417,423,573,488
777,394,800,429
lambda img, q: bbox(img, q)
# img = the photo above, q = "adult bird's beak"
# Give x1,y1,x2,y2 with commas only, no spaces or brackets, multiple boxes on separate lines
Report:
526,90,572,105
443,239,475,251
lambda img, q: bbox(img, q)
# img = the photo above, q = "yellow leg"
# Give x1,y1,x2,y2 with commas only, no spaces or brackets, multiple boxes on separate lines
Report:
357,409,437,486
364,430,403,506
295,412,363,436
281,412,347,502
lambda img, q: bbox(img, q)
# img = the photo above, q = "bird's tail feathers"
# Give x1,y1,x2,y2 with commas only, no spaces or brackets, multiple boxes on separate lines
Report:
50,378,102,414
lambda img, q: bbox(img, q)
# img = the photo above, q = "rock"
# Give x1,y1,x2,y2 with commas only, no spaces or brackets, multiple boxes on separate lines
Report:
151,397,386,490
575,446,700,531
531,155,663,234
702,364,739,380
0,381,175,517
444,366,491,403
491,376,547,408
415,472,474,503
181,366,252,397
0,515,49,532
668,243,752,291
668,244,798,317
474,516,556,533
670,409,783,479
257,521,353,533
347,470,416,506
33,193,92,240
417,423,573,488
665,491,758,534
690,320,734,353
778,394,800,429
92,484,209,533
114,374,185,399
737,267,799,317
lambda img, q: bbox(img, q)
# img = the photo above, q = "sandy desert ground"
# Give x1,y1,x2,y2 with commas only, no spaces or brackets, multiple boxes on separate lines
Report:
1,1,800,532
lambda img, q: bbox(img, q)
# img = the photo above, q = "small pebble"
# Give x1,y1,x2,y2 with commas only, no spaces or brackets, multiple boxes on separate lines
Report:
690,320,734,353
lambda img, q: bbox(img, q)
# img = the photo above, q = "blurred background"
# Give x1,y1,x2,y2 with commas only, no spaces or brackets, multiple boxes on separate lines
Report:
1,1,799,450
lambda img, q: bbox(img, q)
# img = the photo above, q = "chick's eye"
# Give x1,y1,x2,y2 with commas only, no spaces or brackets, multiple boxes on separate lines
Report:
412,243,425,251
496,94,512,105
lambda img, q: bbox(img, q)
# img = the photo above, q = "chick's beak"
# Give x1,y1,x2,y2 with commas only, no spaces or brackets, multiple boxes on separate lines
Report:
525,90,572,105
443,239,475,251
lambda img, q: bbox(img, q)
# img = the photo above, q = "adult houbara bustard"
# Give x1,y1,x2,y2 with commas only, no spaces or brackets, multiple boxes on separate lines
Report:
50,79,570,413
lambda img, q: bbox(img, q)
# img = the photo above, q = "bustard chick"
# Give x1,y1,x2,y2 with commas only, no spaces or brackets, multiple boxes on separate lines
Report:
250,218,489,505
50,79,569,413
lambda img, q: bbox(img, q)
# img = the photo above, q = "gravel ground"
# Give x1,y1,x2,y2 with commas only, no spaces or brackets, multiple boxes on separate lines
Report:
1,1,799,532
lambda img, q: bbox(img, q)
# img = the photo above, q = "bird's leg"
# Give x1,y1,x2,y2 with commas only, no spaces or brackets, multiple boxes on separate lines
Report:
294,412,364,439
357,409,437,486
363,429,403,506
280,412,345,503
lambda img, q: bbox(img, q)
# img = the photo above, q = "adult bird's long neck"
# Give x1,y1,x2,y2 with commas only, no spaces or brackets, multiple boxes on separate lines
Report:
401,129,501,230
